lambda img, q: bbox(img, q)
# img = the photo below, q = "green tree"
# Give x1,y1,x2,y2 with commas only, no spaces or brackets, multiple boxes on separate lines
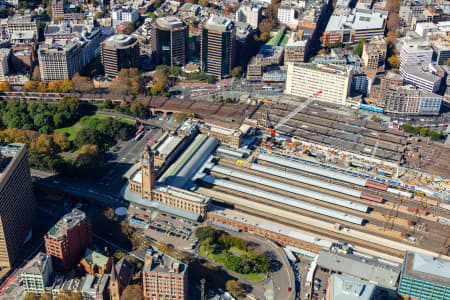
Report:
388,55,400,69
121,284,143,300
353,39,366,56
232,66,243,78
24,293,38,300
226,280,244,298
195,226,218,242
40,292,53,300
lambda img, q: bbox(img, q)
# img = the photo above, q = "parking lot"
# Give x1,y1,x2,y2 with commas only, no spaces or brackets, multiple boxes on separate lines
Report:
310,267,331,300
127,204,199,251
293,256,314,300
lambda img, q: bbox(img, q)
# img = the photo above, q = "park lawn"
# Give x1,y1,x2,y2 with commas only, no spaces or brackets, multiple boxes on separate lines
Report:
245,273,263,282
93,113,135,125
200,245,264,282
54,125,80,141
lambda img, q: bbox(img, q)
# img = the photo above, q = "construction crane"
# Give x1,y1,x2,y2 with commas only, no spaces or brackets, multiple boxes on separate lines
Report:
439,230,450,257
371,133,382,159
274,90,322,131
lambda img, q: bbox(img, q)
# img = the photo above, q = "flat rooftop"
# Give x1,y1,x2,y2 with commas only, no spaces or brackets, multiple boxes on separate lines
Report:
402,251,450,286
199,122,241,136
203,15,234,32
317,249,401,290
21,252,52,276
143,247,187,274
156,16,185,30
46,208,87,241
330,274,377,300
0,143,23,179
154,185,210,204
326,8,387,32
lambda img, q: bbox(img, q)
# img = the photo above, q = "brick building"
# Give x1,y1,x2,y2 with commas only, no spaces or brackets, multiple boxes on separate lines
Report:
198,122,242,148
208,206,332,255
78,249,112,276
44,209,92,272
143,247,188,300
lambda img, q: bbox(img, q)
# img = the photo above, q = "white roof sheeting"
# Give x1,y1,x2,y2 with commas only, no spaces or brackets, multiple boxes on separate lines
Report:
258,153,367,186
251,163,363,199
211,165,369,212
201,175,365,225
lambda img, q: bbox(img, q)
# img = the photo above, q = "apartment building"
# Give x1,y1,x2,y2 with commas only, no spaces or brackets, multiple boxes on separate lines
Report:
0,48,10,82
285,63,353,105
151,16,188,67
278,3,297,25
0,143,36,268
7,15,38,39
235,1,261,29
44,209,92,271
21,253,54,295
200,16,236,79
111,5,139,27
284,34,308,64
361,39,387,71
431,38,450,65
143,247,188,300
323,8,387,45
101,34,140,78
383,85,442,115
38,42,83,82
38,27,103,82
51,0,83,21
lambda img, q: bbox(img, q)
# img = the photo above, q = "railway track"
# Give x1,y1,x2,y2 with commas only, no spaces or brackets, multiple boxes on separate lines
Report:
211,160,447,249
197,186,406,259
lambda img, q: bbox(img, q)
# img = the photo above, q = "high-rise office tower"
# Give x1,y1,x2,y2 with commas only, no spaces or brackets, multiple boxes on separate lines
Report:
151,16,188,67
0,143,36,268
101,34,140,78
200,16,236,79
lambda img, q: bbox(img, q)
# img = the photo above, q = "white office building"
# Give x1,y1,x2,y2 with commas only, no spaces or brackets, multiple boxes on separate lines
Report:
400,64,442,93
400,42,433,67
111,5,139,27
285,63,353,105
278,4,297,25
235,1,261,30
21,252,54,295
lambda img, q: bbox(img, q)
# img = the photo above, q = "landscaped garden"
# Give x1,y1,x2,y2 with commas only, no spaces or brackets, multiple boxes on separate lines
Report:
196,226,271,282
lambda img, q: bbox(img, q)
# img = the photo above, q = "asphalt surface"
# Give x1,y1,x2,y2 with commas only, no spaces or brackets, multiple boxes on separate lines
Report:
171,78,285,102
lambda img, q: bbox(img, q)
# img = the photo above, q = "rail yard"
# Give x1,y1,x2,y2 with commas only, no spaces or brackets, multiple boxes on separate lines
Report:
192,148,449,259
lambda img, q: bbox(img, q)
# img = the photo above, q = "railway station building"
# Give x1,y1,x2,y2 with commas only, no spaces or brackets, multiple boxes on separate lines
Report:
122,144,212,220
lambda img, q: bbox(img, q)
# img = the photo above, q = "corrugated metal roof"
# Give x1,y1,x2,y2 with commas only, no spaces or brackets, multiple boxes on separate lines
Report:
258,153,367,186
212,165,368,212
251,163,363,198
201,175,364,225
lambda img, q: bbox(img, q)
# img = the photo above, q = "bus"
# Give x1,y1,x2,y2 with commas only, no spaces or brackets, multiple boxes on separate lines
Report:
135,125,144,136
135,132,144,141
